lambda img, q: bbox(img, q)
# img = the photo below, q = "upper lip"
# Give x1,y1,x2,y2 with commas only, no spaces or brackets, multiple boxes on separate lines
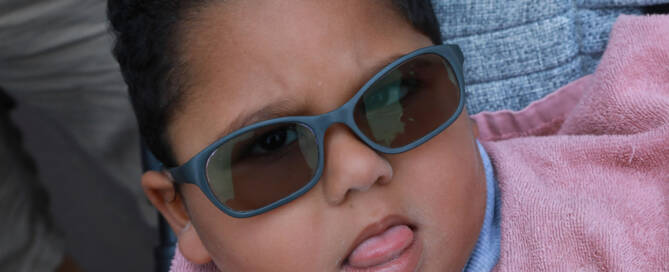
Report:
341,214,416,267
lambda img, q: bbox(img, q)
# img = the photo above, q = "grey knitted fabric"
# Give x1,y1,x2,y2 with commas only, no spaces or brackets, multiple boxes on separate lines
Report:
432,0,669,114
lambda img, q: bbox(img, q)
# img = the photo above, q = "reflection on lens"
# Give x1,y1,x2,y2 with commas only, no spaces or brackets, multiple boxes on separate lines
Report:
206,123,318,212
354,54,460,148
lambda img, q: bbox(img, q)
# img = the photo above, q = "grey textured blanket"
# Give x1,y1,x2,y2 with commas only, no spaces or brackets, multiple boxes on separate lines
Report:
432,0,669,113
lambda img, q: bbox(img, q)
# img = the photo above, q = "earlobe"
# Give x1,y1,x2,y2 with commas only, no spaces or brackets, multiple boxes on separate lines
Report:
142,171,212,264
178,222,213,264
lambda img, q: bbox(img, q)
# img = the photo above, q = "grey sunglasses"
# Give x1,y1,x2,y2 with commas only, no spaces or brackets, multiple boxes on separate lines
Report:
166,44,465,218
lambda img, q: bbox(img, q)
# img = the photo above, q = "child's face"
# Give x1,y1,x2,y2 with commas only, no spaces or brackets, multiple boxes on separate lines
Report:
153,0,487,271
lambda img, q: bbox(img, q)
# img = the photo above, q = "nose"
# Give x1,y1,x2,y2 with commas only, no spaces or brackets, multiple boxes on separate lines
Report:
320,124,393,205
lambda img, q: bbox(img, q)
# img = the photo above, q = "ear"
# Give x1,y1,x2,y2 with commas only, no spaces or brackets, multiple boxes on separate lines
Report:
142,171,212,264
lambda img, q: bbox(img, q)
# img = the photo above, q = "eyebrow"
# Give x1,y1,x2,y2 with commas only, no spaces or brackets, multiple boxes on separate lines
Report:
377,53,406,73
216,98,297,139
216,52,409,139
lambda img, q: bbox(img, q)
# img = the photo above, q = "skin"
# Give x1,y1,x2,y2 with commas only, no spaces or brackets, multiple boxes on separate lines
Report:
143,0,487,271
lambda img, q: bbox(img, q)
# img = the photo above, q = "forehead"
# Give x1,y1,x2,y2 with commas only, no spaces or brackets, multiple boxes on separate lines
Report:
169,0,432,162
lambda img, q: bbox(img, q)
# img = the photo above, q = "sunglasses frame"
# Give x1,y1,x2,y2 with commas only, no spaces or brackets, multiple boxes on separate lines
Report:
167,44,465,218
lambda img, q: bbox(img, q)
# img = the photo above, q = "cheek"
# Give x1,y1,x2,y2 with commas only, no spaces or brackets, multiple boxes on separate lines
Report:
389,114,487,268
182,185,336,271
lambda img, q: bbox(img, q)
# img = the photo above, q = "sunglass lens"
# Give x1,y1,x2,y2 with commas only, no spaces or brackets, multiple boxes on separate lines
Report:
205,123,318,212
354,54,460,148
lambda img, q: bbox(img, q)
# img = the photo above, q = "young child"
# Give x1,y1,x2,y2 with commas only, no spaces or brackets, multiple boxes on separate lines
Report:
108,0,668,271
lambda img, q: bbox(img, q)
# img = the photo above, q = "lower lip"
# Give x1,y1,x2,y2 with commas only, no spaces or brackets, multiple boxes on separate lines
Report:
341,230,423,272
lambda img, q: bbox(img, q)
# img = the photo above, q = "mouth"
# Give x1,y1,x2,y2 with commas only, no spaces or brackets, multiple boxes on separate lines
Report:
341,215,423,272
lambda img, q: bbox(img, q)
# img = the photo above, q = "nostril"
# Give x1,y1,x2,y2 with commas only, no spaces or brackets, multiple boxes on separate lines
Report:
377,176,392,186
321,125,395,206
377,158,394,185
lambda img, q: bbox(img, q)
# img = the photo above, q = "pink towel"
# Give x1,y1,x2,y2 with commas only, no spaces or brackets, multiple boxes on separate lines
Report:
168,15,669,271
474,15,669,271
169,248,218,272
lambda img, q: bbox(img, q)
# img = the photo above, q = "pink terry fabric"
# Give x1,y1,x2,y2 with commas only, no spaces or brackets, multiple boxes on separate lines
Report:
168,15,668,271
169,246,218,272
473,15,669,271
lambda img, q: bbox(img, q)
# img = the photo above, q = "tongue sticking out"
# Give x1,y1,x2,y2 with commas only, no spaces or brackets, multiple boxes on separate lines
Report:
347,225,414,268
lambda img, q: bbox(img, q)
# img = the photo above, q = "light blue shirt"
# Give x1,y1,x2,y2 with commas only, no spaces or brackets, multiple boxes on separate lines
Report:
463,141,501,271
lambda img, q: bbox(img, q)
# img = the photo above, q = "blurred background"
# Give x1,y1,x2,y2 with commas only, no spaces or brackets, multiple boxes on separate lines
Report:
0,1,154,271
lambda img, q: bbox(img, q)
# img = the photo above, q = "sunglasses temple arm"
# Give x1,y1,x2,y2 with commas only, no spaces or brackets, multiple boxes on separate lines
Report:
164,166,188,185
445,44,465,65
141,141,191,185
163,157,205,185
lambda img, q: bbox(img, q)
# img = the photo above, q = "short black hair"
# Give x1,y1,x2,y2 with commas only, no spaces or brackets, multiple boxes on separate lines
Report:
108,0,442,167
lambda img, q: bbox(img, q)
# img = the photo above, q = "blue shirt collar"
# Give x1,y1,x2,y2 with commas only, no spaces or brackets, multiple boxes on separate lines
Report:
462,141,501,271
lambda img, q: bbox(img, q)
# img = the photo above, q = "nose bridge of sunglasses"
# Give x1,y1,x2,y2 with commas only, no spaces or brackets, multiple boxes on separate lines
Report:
309,103,357,134
306,103,385,157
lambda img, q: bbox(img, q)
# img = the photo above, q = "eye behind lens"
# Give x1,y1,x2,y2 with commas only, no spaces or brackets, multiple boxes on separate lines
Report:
353,53,461,149
251,126,299,155
205,122,319,213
